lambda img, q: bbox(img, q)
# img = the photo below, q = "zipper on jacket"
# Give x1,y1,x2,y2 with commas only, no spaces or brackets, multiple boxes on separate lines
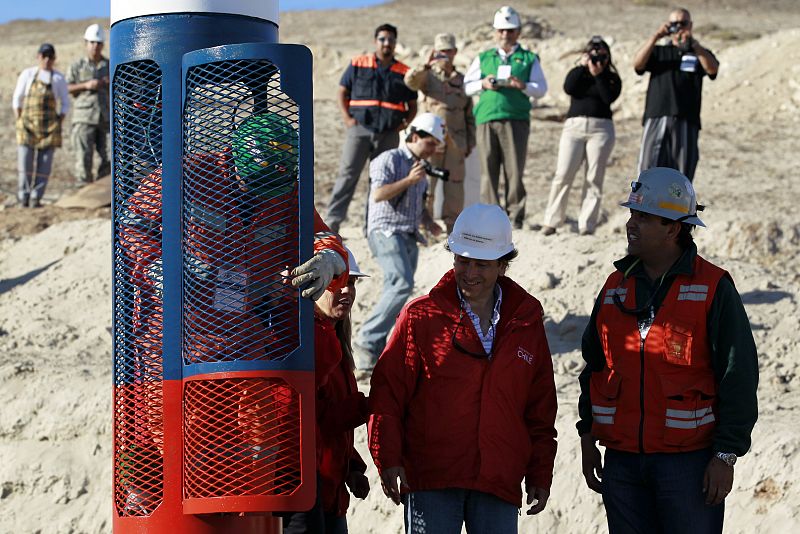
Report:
638,334,645,453
637,305,654,454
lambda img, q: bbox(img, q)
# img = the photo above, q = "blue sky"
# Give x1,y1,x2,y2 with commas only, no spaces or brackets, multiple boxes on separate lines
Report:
0,1,386,24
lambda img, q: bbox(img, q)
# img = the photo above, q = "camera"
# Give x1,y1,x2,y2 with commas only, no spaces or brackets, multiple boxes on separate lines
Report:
668,22,681,34
422,160,450,181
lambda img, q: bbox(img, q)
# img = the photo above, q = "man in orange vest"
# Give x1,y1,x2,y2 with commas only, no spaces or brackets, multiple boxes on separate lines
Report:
324,23,418,233
577,167,758,533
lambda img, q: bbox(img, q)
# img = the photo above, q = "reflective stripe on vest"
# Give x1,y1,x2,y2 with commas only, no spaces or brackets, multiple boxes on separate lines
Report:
349,99,407,111
678,284,709,301
592,405,616,425
603,287,627,304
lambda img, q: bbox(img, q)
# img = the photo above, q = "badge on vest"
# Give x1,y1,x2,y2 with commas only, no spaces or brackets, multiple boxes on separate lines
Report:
213,267,249,312
680,54,698,73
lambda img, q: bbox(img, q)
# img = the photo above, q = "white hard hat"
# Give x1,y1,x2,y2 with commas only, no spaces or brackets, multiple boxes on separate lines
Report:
493,6,522,30
345,247,369,278
448,204,515,260
408,113,445,144
620,167,706,227
84,24,105,43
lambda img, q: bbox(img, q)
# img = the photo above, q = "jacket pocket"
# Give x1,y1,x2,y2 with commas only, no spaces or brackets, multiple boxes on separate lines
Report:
663,319,694,366
660,375,716,447
589,369,621,443
352,69,375,99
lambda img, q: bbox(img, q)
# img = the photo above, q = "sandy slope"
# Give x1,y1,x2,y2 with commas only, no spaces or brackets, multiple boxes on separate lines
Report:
1,1,799,532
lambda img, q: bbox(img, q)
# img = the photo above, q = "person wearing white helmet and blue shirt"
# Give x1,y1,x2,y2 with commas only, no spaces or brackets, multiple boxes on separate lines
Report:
464,6,548,229
368,203,557,533
577,167,758,533
354,112,445,370
67,23,110,185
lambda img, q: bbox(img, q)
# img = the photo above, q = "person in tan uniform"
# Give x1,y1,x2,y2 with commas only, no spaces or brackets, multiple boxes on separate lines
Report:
404,33,475,233
67,23,110,185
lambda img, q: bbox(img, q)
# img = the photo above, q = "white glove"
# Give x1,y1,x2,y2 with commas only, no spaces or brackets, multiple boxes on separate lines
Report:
291,249,347,301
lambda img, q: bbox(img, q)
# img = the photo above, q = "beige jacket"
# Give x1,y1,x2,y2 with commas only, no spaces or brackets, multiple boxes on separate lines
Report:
405,63,475,182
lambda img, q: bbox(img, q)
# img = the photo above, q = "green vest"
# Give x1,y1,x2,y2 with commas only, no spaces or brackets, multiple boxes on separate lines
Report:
473,47,537,124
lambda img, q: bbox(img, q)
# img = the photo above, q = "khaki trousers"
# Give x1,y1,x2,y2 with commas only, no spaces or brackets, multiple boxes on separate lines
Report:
477,119,530,227
542,117,615,233
427,135,465,233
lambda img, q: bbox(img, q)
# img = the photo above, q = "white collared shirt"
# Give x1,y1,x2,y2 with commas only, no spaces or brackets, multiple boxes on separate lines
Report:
463,44,548,98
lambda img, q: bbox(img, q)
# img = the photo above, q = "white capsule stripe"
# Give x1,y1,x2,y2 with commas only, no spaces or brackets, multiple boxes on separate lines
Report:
592,405,617,415
594,415,615,425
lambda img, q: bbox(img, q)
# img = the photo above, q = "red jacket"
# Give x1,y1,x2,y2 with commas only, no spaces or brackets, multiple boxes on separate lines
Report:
591,255,726,453
368,270,558,506
315,318,369,516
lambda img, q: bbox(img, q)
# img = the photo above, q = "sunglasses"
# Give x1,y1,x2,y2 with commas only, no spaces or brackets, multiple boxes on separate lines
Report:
669,19,690,27
450,310,492,359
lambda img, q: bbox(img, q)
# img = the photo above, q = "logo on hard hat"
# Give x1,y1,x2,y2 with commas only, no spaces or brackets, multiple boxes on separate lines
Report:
668,183,683,199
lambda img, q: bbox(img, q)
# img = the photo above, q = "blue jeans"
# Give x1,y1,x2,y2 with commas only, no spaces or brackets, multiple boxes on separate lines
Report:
602,448,723,534
402,488,518,534
356,231,418,367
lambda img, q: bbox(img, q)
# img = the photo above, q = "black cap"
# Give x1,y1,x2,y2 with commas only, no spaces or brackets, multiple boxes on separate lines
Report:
38,43,56,57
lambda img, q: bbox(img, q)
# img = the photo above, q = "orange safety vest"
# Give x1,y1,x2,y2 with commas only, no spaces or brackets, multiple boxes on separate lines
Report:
347,54,411,132
591,255,727,453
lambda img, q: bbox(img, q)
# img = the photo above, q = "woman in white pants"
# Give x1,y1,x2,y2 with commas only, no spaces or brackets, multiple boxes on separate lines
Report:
541,37,621,235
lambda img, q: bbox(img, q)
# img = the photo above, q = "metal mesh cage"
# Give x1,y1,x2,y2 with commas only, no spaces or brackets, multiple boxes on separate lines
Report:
183,377,302,498
112,59,165,517
182,59,300,365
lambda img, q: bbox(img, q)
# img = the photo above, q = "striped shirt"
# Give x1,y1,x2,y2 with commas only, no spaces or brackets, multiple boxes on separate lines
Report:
366,144,428,239
457,284,503,357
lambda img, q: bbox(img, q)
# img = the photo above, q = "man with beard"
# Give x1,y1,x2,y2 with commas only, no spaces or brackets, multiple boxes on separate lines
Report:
325,23,418,232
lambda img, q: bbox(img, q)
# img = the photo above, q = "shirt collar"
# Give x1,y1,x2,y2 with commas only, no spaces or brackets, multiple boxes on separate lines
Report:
456,283,503,322
496,43,520,57
399,143,416,160
613,242,698,280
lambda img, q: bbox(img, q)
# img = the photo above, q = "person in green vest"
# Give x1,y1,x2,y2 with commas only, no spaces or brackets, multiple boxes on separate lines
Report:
464,6,547,229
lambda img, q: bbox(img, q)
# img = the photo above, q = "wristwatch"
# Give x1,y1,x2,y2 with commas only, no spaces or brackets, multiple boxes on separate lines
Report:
715,451,737,467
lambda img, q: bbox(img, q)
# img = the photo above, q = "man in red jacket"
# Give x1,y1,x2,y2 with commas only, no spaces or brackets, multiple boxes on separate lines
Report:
368,203,557,533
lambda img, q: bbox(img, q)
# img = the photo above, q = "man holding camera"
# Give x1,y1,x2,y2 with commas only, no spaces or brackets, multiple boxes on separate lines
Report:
464,5,547,229
404,33,476,234
633,8,719,182
353,113,444,372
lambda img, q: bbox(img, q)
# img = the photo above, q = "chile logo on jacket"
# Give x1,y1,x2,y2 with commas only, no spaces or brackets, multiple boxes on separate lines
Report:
517,346,534,365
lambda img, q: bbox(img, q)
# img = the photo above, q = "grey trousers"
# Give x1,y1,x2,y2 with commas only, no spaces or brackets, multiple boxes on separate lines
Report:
637,116,700,182
477,119,530,227
543,117,615,233
72,122,110,184
325,124,399,232
17,145,54,204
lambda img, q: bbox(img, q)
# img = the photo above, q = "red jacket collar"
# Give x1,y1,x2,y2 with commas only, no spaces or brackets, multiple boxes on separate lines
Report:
427,270,543,328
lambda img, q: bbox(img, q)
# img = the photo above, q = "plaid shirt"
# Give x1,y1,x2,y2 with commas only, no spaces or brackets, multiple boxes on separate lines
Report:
366,144,428,240
16,71,62,149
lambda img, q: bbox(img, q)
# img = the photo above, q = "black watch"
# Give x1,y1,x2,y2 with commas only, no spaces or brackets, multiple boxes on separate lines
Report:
714,451,737,467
